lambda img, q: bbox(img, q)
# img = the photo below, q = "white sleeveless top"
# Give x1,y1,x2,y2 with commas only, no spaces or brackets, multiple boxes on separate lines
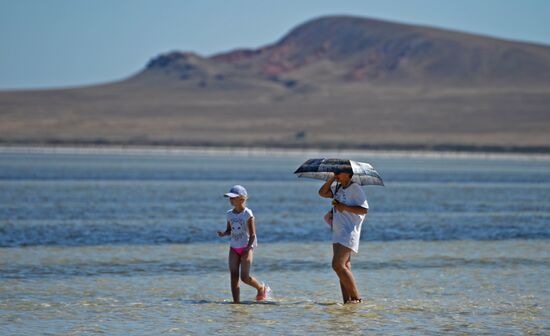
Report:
227,207,257,249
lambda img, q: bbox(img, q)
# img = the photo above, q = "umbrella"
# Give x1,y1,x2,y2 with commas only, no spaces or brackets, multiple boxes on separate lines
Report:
294,158,384,186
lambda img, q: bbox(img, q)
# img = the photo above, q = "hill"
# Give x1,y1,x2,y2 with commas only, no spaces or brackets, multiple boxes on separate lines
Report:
1,16,549,152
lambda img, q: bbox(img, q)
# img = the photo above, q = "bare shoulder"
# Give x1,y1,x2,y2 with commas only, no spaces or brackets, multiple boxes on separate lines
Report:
245,207,254,218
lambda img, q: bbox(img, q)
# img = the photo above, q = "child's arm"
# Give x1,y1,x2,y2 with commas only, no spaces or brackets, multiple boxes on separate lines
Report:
244,217,256,252
217,221,231,237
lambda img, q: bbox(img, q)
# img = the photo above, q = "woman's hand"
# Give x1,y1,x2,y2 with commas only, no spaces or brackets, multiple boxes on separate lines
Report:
333,201,347,213
319,173,336,198
217,231,226,237
334,202,368,215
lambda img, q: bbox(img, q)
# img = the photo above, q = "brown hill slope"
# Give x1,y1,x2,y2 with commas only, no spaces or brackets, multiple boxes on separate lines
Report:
1,16,549,152
211,16,550,85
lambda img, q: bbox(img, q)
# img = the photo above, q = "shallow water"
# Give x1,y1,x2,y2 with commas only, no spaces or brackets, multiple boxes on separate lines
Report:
1,149,549,334
2,241,549,335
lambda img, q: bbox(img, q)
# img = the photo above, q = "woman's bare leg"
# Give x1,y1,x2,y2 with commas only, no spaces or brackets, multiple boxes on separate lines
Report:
228,249,241,303
332,243,360,303
239,250,263,294
339,255,352,303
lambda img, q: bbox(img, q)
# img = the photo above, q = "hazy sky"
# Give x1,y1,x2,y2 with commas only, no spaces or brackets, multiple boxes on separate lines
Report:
1,0,549,90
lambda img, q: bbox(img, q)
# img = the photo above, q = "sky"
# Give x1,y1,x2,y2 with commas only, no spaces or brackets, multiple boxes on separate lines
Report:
1,0,550,90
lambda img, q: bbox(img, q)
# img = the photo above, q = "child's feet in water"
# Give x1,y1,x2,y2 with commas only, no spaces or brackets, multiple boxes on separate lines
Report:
256,283,271,301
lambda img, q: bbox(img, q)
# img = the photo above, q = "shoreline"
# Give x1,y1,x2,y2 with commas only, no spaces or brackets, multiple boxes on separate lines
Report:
1,143,550,160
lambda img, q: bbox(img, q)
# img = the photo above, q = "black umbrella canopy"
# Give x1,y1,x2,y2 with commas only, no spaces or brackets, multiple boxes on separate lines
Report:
294,158,384,186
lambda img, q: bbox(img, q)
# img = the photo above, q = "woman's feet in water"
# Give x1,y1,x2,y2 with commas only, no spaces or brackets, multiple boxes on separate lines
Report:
344,298,363,304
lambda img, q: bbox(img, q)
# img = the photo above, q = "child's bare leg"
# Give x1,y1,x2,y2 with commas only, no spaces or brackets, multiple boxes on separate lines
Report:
239,250,263,293
229,249,241,303
339,256,352,303
332,243,360,303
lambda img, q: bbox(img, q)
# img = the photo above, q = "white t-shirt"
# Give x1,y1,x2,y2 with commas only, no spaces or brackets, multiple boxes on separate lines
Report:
227,207,257,249
331,183,369,253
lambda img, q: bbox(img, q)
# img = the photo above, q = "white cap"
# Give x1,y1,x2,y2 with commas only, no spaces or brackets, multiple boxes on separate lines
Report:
224,185,248,198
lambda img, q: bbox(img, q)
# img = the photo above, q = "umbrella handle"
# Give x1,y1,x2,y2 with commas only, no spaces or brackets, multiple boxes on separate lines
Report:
329,182,342,232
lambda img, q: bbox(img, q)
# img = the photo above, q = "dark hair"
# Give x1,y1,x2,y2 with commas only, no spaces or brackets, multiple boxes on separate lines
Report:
335,167,353,176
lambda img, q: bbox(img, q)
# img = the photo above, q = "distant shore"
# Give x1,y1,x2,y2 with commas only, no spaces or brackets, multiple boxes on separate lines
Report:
1,139,549,154
1,143,550,160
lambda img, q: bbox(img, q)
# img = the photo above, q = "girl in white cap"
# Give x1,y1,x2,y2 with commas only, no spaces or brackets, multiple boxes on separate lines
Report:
217,185,270,303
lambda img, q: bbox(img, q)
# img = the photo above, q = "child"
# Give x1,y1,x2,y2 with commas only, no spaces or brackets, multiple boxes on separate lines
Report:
217,185,270,303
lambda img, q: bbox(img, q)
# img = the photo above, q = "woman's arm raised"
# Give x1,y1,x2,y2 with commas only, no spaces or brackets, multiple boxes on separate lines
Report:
319,174,336,198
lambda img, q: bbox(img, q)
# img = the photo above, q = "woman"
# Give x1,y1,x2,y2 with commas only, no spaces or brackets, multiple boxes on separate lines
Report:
318,168,369,304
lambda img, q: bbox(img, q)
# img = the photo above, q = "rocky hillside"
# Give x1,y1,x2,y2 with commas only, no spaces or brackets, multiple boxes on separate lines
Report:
1,16,549,152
